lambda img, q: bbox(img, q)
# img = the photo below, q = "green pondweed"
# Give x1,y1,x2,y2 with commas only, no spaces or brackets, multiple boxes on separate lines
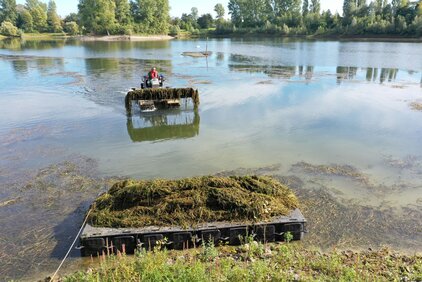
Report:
284,231,293,243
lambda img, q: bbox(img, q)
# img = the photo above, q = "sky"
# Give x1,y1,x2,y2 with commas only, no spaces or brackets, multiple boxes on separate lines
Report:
16,0,344,18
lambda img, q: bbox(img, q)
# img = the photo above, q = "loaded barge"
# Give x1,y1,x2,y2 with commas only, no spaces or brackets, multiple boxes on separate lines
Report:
79,209,306,256
78,176,306,256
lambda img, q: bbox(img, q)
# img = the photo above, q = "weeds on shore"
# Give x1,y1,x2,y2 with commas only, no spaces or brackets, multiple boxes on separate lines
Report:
64,242,422,282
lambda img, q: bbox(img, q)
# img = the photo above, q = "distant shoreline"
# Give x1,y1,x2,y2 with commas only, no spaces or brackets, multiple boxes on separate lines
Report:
1,33,421,43
0,33,174,41
77,35,174,41
207,33,422,42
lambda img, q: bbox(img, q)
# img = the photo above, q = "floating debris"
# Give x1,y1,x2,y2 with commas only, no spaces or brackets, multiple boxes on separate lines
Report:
383,154,422,170
0,157,115,281
0,198,20,208
215,164,282,177
276,175,422,250
188,79,212,85
182,51,212,58
88,176,299,228
291,162,372,187
256,80,273,85
49,71,85,86
409,101,422,112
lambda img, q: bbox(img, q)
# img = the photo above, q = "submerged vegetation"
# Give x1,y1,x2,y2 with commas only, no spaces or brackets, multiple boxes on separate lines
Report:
64,243,422,281
410,101,422,111
292,162,372,186
88,176,299,228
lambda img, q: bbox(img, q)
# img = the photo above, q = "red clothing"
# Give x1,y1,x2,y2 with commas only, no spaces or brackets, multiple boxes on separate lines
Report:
149,70,158,79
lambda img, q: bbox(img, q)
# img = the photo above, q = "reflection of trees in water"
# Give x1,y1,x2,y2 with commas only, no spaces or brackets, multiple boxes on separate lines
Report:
7,56,64,76
336,66,358,84
367,68,398,83
216,52,225,67
229,64,314,80
81,40,171,53
11,60,29,75
127,110,200,142
337,67,400,84
36,57,65,74
0,38,66,50
380,68,398,83
228,54,414,85
84,58,172,78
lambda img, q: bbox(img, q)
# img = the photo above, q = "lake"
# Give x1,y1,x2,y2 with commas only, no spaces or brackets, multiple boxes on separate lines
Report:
0,37,421,280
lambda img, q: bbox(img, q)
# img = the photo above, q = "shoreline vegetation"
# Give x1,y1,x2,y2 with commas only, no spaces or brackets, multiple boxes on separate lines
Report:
1,1,421,41
77,35,174,42
1,32,421,43
62,243,422,281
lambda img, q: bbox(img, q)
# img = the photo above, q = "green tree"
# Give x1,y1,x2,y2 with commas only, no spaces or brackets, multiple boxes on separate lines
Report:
133,0,169,34
64,12,78,23
16,7,33,32
392,0,401,15
214,3,225,19
191,7,198,21
64,21,79,35
0,0,17,25
343,0,358,24
310,0,320,14
0,20,20,36
228,0,273,28
25,0,47,32
115,0,131,26
180,12,198,30
374,0,383,15
271,0,301,16
228,0,242,26
302,0,309,16
47,0,62,32
78,0,116,35
357,0,366,8
197,13,213,29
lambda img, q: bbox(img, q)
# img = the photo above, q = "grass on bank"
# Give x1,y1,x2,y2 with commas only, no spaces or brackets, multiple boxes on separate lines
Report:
21,32,68,39
63,240,422,282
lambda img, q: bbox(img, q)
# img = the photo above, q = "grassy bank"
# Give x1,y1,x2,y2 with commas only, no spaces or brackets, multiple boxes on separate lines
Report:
21,32,68,39
63,242,421,281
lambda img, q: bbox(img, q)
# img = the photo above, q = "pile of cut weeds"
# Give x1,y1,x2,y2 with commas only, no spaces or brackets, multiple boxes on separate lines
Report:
89,176,298,228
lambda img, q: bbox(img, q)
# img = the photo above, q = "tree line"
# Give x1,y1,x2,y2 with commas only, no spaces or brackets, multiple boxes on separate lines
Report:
223,0,422,36
1,0,421,37
170,0,421,37
0,0,170,36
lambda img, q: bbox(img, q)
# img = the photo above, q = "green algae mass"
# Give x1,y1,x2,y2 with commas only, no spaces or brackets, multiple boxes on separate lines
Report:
89,176,299,228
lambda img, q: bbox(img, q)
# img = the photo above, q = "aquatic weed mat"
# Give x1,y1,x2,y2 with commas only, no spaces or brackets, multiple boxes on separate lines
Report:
276,175,422,251
212,165,421,251
409,101,422,111
88,176,299,228
0,156,116,281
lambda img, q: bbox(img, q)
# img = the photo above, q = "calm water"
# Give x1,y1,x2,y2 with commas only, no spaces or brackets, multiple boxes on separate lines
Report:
1,38,421,280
